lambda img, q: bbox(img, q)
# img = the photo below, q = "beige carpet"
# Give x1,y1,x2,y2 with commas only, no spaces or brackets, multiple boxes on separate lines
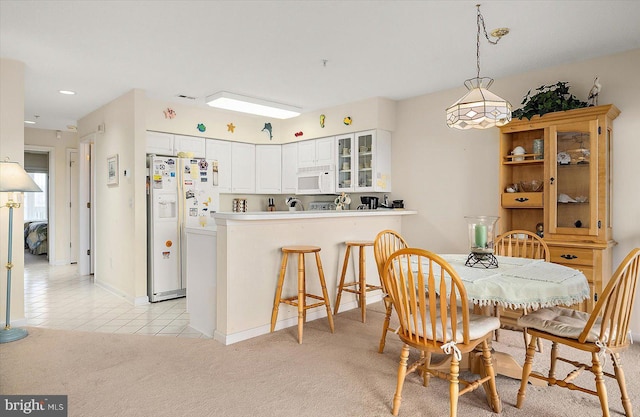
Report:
1,303,638,417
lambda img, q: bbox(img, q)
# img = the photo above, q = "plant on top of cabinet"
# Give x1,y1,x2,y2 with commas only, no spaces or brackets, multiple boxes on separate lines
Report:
512,81,587,120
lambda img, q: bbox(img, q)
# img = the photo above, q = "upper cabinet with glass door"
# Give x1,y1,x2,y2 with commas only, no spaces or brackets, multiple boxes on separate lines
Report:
499,104,619,243
548,122,598,237
354,130,392,192
336,134,354,192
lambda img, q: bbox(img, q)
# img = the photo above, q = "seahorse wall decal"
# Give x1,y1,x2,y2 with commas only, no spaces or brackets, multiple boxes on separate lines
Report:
262,122,273,140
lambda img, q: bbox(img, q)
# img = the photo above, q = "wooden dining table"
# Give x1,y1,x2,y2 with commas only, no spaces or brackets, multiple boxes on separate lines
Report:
420,254,590,383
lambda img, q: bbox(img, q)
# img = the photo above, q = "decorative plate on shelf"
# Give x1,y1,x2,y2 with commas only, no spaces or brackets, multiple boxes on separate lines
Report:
557,152,571,165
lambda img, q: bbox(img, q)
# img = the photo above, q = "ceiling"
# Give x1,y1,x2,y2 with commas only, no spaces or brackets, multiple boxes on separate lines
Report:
2,1,639,132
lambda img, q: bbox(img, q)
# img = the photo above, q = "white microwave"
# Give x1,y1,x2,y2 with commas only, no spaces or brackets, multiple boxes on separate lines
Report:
296,165,335,195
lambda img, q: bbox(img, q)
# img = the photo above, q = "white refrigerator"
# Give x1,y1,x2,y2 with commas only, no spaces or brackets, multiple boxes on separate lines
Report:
147,155,219,302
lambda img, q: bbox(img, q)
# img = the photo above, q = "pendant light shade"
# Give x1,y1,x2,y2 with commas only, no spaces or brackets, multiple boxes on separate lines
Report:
446,5,511,130
446,77,512,129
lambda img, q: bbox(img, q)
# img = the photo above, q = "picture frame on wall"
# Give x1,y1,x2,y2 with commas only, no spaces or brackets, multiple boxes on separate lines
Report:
107,154,119,186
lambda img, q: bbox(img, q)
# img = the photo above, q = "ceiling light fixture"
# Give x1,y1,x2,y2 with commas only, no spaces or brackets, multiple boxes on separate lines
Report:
59,90,76,95
206,91,301,119
446,4,511,130
24,120,36,125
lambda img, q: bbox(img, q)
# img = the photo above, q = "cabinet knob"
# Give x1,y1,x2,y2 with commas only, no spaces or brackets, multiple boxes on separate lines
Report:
515,197,529,203
560,254,578,260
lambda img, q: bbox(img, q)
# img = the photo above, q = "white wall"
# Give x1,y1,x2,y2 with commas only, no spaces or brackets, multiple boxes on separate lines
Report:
77,89,148,304
145,97,284,144
24,128,79,265
145,96,396,145
392,48,640,334
0,58,26,326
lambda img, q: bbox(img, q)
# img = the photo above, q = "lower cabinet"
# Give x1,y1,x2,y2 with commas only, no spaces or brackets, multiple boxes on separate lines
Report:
546,242,612,313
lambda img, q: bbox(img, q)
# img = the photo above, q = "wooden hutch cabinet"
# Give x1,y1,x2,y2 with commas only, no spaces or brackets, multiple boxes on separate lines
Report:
498,104,619,312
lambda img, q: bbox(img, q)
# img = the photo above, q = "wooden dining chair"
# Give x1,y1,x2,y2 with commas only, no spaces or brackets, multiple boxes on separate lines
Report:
494,229,550,351
516,247,640,417
382,248,502,417
373,229,408,353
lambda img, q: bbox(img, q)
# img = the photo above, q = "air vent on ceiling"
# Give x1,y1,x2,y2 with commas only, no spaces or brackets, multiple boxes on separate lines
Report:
177,94,196,100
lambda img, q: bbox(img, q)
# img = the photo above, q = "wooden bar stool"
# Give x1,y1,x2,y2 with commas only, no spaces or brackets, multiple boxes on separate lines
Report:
334,240,381,323
270,245,335,344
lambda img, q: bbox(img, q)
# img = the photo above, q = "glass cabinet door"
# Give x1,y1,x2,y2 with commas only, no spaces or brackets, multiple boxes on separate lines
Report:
356,132,373,189
548,120,599,236
337,135,353,191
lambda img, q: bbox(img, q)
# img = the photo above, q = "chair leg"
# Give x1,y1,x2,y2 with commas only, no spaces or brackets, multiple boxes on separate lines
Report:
449,351,460,417
270,252,288,332
315,252,335,333
378,296,393,354
494,305,500,341
592,352,611,417
392,344,410,416
549,341,559,380
611,353,633,417
480,339,502,413
419,351,431,387
517,334,537,408
334,245,351,315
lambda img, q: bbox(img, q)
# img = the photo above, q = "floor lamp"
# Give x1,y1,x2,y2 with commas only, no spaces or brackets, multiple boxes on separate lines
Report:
0,159,42,343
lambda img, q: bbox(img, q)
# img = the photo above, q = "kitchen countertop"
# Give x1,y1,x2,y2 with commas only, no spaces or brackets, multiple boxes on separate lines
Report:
214,209,416,221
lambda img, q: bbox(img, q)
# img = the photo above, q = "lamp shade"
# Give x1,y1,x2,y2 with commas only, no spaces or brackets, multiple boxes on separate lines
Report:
0,161,42,192
446,78,512,130
206,91,301,119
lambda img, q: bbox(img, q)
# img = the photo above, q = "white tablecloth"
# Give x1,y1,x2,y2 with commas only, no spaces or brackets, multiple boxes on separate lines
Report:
412,254,590,310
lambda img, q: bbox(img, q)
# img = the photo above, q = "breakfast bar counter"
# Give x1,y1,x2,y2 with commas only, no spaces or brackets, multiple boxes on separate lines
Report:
212,209,416,344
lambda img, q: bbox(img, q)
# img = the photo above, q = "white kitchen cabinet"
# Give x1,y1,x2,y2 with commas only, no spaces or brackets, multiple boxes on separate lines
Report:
146,131,174,155
256,145,281,194
281,142,298,194
205,139,232,193
231,142,256,193
297,137,335,169
354,130,392,192
174,135,206,158
336,134,355,192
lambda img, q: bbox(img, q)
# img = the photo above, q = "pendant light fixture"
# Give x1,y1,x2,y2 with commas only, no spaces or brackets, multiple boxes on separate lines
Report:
446,4,511,130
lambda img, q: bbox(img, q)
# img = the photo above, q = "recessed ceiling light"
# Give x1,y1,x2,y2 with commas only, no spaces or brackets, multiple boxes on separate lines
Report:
59,90,76,95
24,120,36,124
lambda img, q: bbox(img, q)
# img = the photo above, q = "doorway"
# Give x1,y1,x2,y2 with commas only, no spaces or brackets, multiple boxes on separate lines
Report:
23,147,55,264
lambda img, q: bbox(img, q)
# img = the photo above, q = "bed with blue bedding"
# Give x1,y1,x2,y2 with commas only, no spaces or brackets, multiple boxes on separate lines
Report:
24,221,48,255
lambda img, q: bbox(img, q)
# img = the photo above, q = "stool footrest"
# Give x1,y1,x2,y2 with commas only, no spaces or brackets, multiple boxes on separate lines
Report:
281,294,327,310
340,284,383,294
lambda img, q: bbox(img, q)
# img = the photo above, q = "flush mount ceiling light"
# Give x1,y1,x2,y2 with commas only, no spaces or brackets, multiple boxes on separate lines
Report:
446,4,511,130
59,90,76,95
206,91,301,119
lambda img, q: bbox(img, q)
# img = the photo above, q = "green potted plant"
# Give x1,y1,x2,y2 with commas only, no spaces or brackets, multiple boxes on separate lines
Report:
512,81,587,120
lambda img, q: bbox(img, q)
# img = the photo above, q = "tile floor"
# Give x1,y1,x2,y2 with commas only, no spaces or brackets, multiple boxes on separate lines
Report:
23,252,206,338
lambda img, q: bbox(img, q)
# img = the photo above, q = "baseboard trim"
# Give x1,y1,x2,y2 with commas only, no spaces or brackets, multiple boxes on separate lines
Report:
94,280,149,306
